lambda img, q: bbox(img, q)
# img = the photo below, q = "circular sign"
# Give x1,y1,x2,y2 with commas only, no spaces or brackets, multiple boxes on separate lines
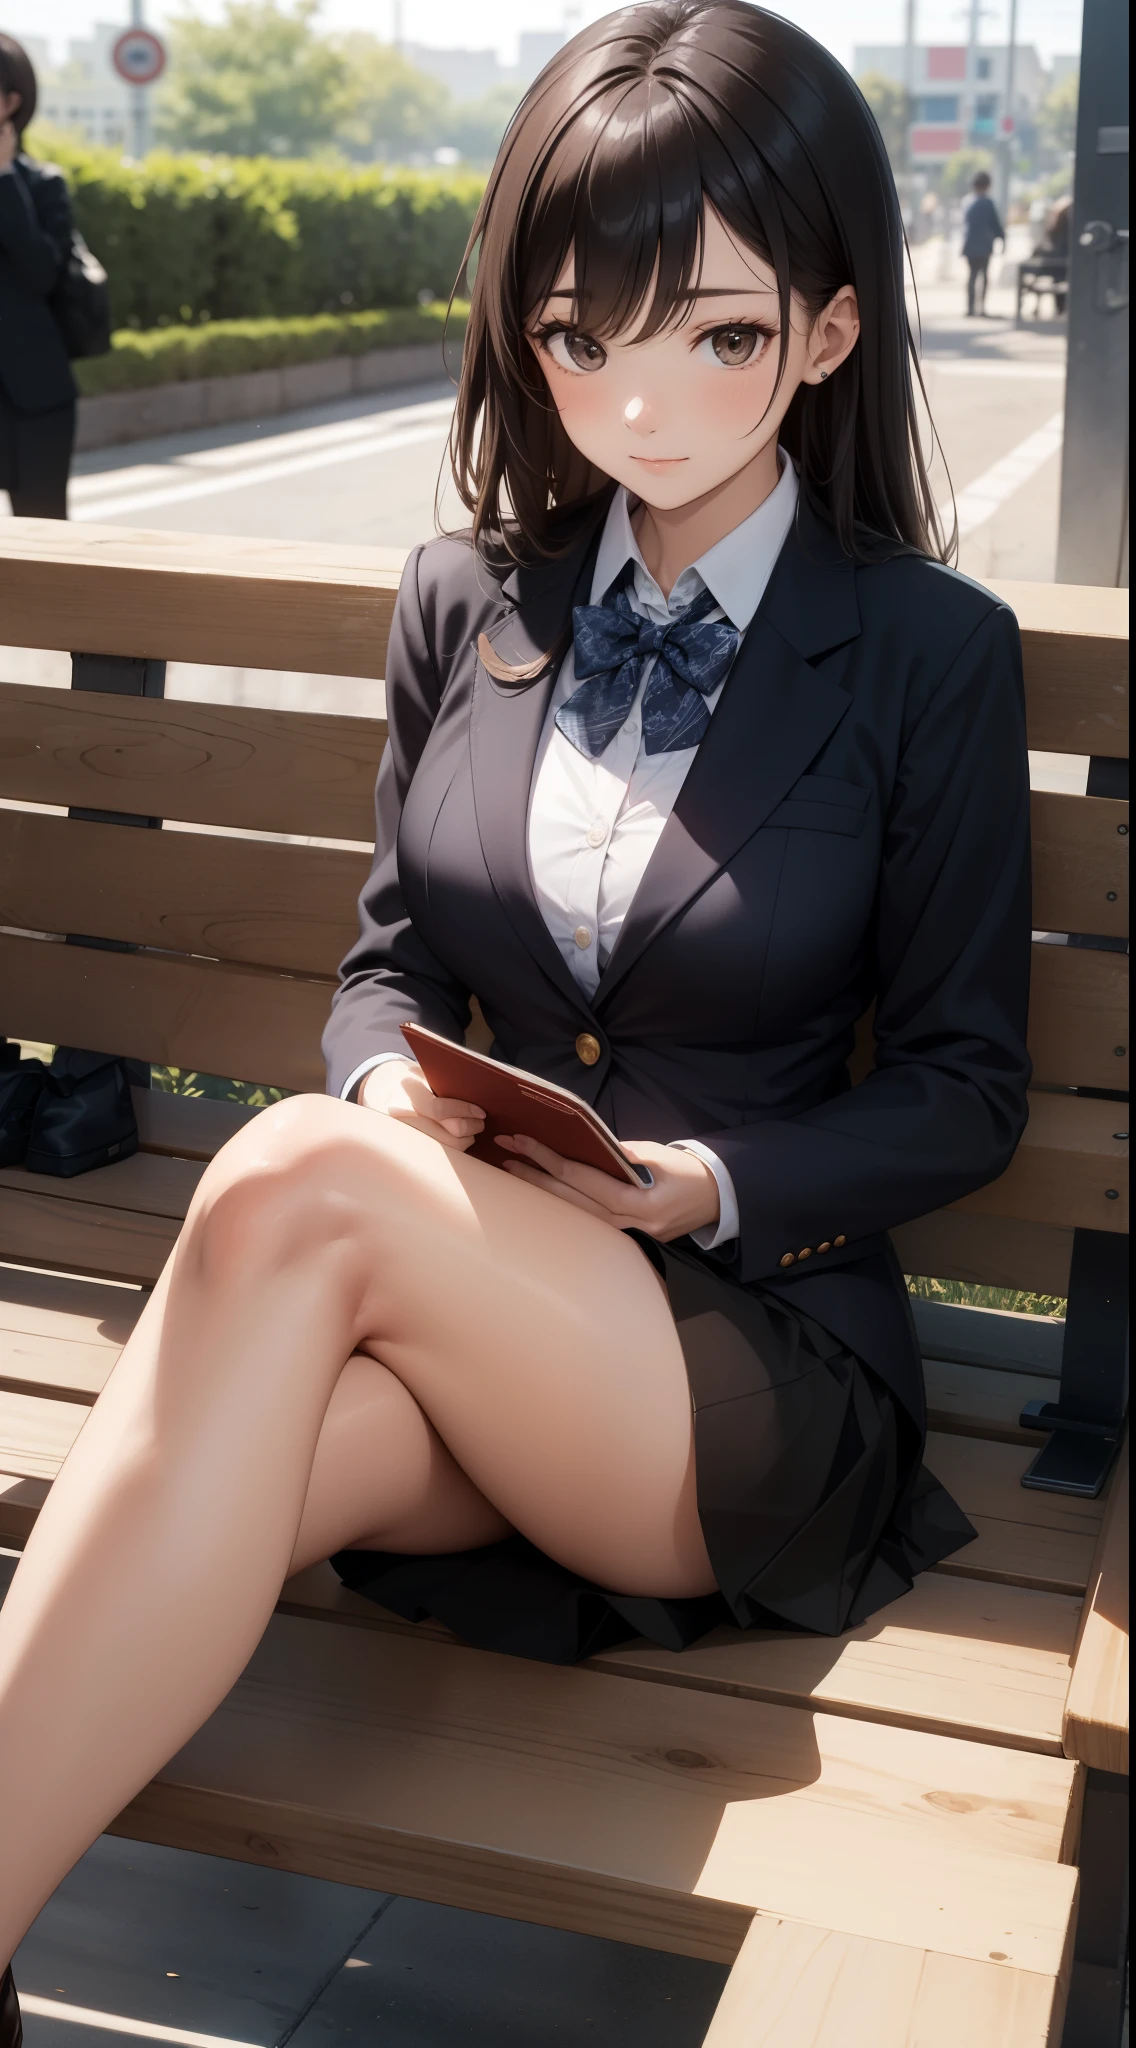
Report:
112,27,166,86
1000,114,1015,135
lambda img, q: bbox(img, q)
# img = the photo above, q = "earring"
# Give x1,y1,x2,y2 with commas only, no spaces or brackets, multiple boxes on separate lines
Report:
819,369,829,381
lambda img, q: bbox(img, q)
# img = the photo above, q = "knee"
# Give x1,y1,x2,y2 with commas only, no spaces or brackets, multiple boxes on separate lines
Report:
184,1094,381,1286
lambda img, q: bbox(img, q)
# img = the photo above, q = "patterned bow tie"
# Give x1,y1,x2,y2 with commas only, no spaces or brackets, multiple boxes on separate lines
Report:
556,577,740,760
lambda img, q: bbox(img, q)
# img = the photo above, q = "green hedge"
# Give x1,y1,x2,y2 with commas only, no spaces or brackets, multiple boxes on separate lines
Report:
28,132,483,330
75,303,468,395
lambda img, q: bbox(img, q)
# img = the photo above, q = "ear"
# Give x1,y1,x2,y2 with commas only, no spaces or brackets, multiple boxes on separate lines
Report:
802,286,860,386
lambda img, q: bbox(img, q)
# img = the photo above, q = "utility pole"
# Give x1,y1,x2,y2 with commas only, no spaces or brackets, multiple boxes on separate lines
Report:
903,0,917,178
392,0,403,54
129,0,148,160
963,0,982,145
996,0,1018,218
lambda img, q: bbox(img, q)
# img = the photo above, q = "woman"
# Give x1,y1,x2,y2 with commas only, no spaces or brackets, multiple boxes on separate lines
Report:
0,32,77,520
0,3,1031,2021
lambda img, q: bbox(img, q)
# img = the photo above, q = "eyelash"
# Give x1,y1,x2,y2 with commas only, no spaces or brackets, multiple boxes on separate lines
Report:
532,319,777,370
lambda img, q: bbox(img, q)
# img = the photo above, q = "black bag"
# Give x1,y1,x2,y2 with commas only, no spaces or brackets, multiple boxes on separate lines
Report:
49,229,112,360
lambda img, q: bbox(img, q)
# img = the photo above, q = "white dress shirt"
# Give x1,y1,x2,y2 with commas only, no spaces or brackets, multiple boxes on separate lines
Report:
344,455,800,1251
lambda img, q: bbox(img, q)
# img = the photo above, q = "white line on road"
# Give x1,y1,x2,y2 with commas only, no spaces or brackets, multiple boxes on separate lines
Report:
939,411,1064,540
19,1993,263,2047
922,360,1065,379
73,421,451,521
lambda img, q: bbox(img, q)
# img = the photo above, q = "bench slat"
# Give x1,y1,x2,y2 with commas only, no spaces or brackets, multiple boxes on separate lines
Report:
952,1093,1128,1235
894,1212,1073,1297
1026,943,1129,1093
0,810,369,978
699,1914,1067,2048
105,1610,1079,1972
0,931,330,1094
1063,1435,1129,1775
0,519,404,679
987,577,1129,758
1031,790,1129,939
0,682,386,840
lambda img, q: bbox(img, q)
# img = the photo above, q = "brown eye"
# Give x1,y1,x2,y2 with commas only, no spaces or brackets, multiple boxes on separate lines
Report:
544,328,607,373
709,325,760,366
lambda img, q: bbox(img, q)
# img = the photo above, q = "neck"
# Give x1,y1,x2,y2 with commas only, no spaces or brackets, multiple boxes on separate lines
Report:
630,437,782,598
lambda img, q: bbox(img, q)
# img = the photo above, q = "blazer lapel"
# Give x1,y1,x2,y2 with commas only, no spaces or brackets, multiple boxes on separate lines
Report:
596,510,862,1008
470,532,601,1015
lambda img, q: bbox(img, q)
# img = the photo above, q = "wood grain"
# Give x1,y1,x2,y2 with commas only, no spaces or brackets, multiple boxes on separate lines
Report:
989,576,1129,757
0,1183,180,1284
280,1560,1082,1763
1063,1435,1129,1774
0,1388,86,1478
927,1432,1102,1596
700,1914,1067,2048
0,518,404,678
1030,792,1129,939
133,1087,258,1160
0,682,386,839
952,1093,1129,1235
0,932,331,1094
1,809,369,976
106,1611,1079,1970
924,1358,1061,1446
1026,943,1129,1093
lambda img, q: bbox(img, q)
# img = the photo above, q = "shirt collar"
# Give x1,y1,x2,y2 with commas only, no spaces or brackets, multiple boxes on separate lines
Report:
589,449,800,629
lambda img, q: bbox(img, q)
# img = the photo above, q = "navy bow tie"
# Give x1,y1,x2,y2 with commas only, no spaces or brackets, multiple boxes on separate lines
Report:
556,578,740,760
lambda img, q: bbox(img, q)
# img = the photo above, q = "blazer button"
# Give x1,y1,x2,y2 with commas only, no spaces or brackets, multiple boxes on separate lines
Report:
779,1252,796,1267
817,1241,832,1254
834,1234,846,1247
797,1248,813,1260
575,1032,602,1067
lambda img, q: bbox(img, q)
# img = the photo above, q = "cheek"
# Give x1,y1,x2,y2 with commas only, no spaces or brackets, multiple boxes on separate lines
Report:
696,359,782,437
547,371,618,448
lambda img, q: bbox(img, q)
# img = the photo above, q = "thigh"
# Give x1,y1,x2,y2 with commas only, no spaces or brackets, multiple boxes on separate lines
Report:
287,1352,512,1578
338,1108,714,1598
214,1097,714,1600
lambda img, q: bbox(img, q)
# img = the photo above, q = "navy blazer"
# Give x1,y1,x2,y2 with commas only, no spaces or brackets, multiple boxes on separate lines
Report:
324,503,1032,1425
0,156,76,414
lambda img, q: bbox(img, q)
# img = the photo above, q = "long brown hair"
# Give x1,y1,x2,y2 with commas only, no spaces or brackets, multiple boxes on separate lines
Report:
448,1,952,567
0,33,37,136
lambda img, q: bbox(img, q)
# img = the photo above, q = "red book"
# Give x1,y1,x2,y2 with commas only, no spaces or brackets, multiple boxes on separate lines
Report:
400,1023,650,1186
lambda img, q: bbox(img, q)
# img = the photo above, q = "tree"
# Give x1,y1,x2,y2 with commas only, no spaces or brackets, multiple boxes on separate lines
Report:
444,85,525,167
334,36,450,161
939,147,995,200
156,0,351,157
1038,71,1079,159
856,72,909,168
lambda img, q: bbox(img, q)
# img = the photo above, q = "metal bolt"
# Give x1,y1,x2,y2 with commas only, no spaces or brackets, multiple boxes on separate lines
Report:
1106,891,1118,901
1114,1131,1129,1141
1119,824,1129,836
1114,1046,1127,1057
1105,1189,1120,1200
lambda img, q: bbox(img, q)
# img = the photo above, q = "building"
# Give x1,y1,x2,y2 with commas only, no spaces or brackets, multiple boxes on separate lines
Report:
32,22,138,151
404,30,566,101
854,41,1050,168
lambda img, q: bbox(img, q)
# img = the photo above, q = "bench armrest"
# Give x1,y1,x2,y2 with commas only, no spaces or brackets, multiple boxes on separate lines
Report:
1063,1433,1129,1775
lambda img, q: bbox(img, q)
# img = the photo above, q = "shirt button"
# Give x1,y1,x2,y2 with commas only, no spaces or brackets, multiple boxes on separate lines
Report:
575,1032,602,1066
623,722,639,738
779,1252,796,1267
586,822,608,848
574,925,593,949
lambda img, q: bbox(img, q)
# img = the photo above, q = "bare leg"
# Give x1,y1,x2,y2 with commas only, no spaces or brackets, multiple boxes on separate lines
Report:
0,1095,710,1964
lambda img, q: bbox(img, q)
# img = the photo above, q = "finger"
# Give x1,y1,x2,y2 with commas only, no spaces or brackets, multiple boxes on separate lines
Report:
414,1093,485,1122
500,1133,647,1208
386,1110,474,1152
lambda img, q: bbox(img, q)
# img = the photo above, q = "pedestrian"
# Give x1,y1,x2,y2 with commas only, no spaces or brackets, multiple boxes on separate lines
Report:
0,33,78,518
961,168,1005,318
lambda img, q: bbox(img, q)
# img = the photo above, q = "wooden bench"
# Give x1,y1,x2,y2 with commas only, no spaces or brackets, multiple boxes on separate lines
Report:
0,521,1128,2045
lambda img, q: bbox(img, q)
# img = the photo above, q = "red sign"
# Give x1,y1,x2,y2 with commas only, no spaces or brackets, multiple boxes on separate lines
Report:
1000,115,1015,135
910,125,965,157
927,46,967,81
111,27,166,86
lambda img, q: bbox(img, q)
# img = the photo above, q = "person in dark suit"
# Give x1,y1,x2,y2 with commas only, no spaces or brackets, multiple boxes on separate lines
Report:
0,33,77,519
961,169,1006,318
0,4,1032,1996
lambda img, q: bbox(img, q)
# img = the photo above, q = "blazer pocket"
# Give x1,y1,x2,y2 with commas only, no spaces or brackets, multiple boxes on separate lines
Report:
766,773,871,838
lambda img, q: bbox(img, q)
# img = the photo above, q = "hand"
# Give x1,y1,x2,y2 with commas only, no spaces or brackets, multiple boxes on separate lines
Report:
496,1133,720,1242
0,120,18,172
359,1059,485,1152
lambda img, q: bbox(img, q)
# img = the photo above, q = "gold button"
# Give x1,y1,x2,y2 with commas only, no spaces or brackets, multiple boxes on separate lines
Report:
834,1234,846,1247
575,1032,602,1066
797,1247,813,1260
817,1241,831,1254
779,1252,796,1267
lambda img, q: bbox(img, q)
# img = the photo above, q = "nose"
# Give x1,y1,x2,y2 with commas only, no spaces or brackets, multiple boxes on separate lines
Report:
623,394,655,436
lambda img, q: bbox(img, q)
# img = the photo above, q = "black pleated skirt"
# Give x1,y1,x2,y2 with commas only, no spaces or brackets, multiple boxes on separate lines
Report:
332,1232,975,1664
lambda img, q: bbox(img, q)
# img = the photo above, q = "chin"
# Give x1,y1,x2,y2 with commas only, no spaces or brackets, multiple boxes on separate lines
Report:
616,466,723,508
